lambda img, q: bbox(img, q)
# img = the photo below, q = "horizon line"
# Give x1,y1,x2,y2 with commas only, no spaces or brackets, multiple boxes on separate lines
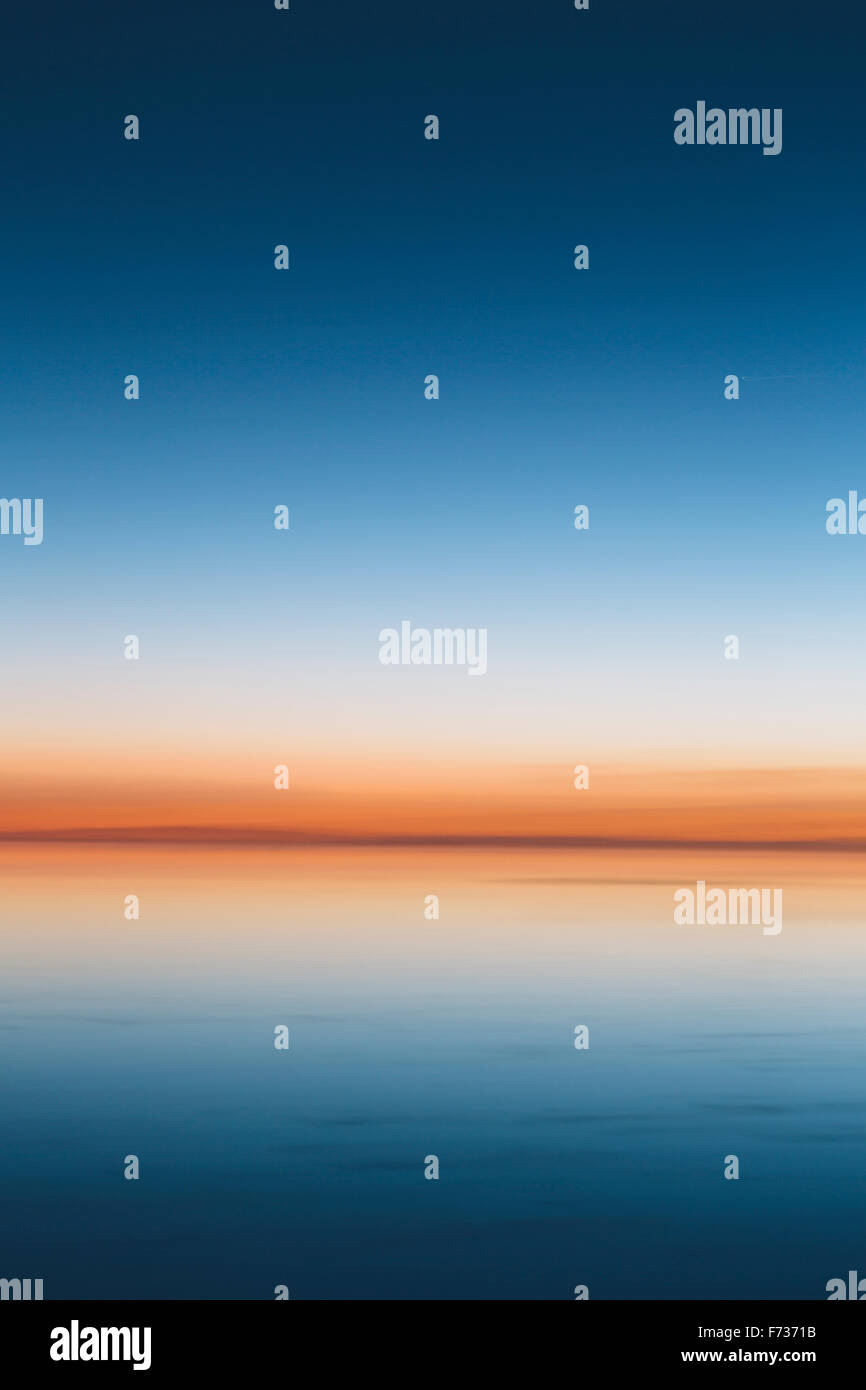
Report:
1,826,865,852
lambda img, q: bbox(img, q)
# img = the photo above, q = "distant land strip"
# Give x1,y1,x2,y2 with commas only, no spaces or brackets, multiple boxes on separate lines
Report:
1,827,865,852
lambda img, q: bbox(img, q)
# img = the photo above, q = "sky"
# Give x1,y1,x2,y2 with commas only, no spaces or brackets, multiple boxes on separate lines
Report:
1,0,865,842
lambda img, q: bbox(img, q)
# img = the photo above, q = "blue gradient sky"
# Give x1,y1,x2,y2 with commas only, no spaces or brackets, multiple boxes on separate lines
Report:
2,0,865,824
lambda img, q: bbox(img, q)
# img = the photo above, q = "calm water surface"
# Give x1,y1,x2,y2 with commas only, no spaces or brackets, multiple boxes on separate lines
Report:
2,844,863,1299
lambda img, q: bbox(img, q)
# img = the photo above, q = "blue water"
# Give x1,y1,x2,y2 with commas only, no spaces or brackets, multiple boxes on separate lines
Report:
1,847,864,1300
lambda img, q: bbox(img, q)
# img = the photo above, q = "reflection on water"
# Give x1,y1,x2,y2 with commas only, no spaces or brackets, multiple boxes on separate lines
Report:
1,844,864,1299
